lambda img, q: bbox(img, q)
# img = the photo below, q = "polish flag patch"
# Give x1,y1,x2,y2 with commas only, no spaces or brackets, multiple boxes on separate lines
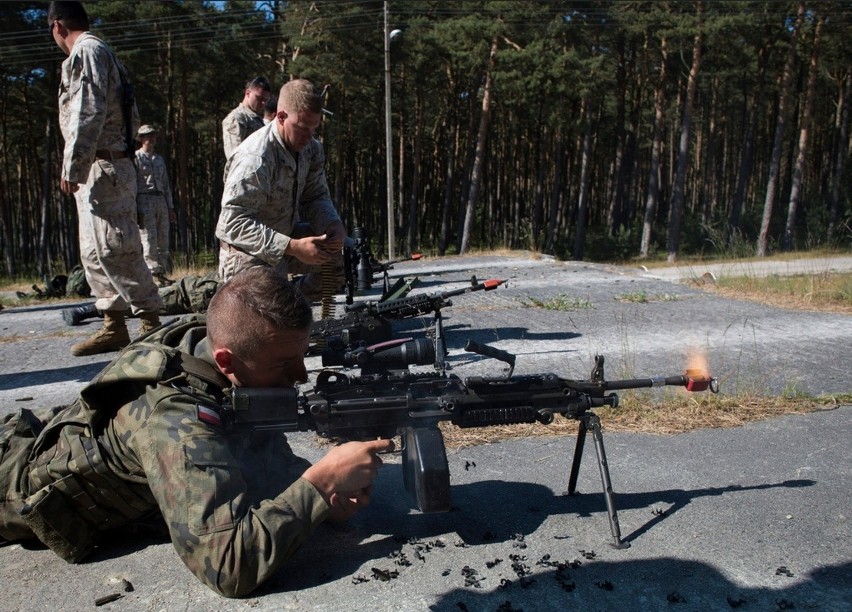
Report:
197,404,222,427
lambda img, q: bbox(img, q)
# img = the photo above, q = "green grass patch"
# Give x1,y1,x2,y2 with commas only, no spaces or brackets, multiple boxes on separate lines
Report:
613,290,682,303
520,294,594,311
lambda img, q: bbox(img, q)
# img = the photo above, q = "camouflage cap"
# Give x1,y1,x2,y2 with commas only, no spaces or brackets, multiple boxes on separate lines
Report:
137,125,157,136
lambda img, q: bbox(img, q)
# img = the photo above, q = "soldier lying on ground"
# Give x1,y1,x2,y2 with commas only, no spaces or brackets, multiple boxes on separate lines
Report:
61,271,221,325
0,266,393,597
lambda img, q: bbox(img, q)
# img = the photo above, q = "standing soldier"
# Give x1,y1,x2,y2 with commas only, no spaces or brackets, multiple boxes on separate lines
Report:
221,76,271,161
215,79,347,299
135,124,176,287
48,0,161,356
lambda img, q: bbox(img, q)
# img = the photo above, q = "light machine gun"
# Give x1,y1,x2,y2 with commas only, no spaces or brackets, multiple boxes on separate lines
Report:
224,343,719,548
309,276,505,358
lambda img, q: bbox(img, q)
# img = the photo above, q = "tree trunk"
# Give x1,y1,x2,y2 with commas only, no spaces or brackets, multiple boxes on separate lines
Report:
640,35,668,258
38,119,53,276
827,69,850,240
783,12,824,251
757,3,803,257
460,35,498,255
573,96,592,260
545,139,564,255
667,0,703,263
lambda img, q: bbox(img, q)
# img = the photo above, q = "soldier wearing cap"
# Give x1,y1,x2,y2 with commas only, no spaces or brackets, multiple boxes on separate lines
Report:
222,76,272,161
135,124,176,287
48,0,161,356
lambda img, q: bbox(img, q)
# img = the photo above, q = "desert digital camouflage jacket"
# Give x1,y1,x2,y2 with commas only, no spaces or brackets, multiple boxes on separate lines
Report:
221,103,265,160
215,121,341,264
135,150,174,208
22,316,329,598
58,32,140,184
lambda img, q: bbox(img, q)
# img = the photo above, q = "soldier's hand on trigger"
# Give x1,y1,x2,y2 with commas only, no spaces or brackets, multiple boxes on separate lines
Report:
302,439,394,515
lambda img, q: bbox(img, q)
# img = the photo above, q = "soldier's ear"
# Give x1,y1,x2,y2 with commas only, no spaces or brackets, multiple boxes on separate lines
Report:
277,110,287,124
212,347,237,375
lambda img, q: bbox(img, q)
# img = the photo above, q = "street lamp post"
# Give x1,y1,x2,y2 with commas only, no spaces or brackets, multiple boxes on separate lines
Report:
383,1,397,260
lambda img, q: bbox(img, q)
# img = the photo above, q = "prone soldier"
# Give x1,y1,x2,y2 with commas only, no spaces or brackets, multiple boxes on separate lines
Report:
0,266,392,597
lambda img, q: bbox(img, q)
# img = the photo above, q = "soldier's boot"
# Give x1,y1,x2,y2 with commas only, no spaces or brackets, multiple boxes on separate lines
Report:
138,311,162,337
61,302,100,326
70,311,130,356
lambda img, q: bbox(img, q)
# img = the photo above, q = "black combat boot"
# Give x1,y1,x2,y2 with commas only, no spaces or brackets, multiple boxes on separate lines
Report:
62,302,101,326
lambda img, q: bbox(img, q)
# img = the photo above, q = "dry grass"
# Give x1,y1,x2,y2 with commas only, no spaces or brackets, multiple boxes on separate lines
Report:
704,272,852,314
439,392,849,448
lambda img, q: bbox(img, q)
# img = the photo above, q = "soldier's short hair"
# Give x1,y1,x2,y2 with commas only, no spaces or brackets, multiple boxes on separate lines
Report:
206,266,312,358
277,79,323,115
244,76,271,92
264,95,278,117
48,1,89,31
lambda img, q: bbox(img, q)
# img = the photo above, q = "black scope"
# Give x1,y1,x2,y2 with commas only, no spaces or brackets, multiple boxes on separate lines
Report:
349,226,373,291
322,337,435,371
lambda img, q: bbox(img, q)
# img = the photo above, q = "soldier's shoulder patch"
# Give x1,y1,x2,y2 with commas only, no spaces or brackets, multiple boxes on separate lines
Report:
197,404,222,427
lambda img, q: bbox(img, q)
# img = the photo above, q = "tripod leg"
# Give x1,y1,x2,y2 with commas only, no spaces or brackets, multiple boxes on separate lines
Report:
586,413,629,549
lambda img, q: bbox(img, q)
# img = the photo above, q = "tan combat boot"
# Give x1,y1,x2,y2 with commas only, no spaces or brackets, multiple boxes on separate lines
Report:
138,312,161,336
70,310,130,356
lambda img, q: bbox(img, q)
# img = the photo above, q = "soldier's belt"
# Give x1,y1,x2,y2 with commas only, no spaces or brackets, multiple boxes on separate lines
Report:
139,191,164,196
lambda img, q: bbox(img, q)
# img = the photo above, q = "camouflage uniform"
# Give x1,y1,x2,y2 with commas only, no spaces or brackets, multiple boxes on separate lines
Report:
221,103,265,161
0,316,329,598
135,149,174,276
58,32,160,315
215,122,344,300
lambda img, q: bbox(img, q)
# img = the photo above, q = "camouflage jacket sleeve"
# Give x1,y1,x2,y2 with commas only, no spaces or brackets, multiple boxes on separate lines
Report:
298,140,342,234
132,389,329,597
222,105,263,160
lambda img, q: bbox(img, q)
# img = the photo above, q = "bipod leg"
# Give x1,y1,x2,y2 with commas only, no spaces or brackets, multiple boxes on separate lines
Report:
566,415,589,495
586,413,629,549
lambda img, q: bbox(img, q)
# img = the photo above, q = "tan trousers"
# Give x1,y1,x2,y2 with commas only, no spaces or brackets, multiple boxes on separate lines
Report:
76,158,161,314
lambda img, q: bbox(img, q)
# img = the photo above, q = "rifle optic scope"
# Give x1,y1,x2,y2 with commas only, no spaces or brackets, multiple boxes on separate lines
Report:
322,337,435,370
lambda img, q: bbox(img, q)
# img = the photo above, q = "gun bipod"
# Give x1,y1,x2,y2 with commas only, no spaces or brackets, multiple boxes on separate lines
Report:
567,412,630,550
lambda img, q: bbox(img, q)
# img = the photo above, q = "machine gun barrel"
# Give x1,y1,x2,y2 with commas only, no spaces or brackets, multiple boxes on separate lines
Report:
346,276,505,318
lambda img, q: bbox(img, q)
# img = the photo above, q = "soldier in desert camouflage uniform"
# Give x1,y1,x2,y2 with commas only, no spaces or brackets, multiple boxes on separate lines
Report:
221,76,271,161
0,266,392,597
215,78,347,301
49,1,161,356
135,124,177,286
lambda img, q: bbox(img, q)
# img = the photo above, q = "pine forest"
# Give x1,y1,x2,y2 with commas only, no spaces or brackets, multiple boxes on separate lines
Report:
0,0,850,278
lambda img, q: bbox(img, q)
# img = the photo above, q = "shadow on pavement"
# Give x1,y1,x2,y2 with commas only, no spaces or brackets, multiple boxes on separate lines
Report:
0,362,109,391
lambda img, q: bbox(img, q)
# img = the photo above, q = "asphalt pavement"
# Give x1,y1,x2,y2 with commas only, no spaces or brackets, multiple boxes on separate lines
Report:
0,253,849,611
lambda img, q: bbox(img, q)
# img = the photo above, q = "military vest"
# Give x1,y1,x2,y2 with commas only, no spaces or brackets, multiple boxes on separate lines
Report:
19,315,229,562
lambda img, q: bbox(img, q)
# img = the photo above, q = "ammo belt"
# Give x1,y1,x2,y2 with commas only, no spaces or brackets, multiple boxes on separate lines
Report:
95,149,129,161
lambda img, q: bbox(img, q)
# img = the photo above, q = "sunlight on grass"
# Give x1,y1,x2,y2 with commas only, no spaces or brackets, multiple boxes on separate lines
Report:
520,294,594,310
713,272,852,313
